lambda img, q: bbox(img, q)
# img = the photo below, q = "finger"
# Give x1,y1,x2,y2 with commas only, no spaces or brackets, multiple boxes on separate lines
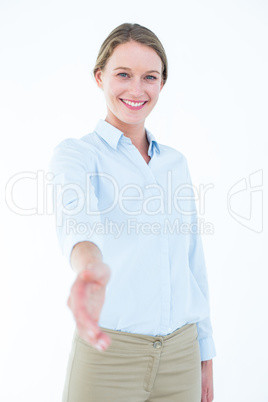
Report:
76,307,99,333
79,263,111,286
94,331,111,351
201,389,208,402
76,307,106,341
77,323,111,351
207,388,214,402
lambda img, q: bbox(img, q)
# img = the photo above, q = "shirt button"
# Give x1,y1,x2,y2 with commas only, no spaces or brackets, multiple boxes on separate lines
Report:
153,341,162,349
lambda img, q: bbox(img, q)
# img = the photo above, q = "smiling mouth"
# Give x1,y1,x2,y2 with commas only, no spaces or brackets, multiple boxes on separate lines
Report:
120,98,148,108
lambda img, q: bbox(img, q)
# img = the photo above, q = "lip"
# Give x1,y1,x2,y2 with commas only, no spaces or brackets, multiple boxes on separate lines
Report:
120,98,148,111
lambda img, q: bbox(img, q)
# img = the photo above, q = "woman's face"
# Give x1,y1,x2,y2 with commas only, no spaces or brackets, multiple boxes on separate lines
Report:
95,40,164,128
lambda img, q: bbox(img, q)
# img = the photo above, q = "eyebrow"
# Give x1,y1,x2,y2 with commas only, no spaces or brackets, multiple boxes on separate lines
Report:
113,67,161,74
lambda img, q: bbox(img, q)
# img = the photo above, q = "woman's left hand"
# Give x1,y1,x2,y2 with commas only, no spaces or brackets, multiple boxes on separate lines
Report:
201,359,214,402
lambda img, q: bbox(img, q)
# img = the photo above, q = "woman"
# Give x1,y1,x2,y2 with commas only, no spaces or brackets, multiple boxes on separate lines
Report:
50,22,216,402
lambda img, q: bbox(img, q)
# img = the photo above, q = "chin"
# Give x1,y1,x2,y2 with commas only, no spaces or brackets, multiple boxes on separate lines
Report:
121,116,146,125
112,110,144,124
107,105,150,126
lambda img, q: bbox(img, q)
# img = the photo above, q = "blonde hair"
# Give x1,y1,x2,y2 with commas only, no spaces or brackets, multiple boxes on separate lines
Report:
93,23,168,85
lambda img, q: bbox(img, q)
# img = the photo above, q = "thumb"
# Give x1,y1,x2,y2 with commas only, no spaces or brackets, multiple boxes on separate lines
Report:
79,262,111,285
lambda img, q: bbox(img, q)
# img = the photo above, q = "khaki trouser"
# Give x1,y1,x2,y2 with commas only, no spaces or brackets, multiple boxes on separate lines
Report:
62,323,201,402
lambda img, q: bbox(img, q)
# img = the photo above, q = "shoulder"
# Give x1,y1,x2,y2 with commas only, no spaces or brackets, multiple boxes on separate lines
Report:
49,131,101,174
53,131,100,154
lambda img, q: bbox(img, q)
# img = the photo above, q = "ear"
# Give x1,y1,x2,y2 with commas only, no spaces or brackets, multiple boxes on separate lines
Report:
94,69,103,89
160,79,164,92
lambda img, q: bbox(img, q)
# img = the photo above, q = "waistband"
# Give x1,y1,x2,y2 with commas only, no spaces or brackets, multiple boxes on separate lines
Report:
100,323,195,341
95,323,198,352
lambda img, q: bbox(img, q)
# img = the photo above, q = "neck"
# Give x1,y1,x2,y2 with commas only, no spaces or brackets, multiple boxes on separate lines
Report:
105,114,149,154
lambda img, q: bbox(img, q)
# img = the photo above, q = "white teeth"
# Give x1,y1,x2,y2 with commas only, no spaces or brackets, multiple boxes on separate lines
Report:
122,99,146,107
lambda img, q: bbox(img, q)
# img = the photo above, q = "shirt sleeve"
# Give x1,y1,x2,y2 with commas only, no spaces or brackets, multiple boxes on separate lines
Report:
48,138,104,264
184,158,216,361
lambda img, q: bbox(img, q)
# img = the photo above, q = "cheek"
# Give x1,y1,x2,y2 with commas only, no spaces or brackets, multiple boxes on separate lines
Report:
149,86,161,102
107,79,125,97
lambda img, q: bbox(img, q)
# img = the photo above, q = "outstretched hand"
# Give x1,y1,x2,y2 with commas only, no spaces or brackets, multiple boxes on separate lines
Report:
67,261,111,351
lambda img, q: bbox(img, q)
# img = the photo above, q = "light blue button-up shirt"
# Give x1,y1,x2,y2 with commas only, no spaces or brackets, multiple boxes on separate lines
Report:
49,119,216,361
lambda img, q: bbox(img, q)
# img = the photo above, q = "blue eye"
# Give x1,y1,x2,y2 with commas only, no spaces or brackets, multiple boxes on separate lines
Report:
146,75,157,80
118,73,128,78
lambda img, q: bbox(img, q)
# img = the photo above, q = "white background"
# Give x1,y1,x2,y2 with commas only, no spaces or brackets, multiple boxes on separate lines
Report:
1,0,268,400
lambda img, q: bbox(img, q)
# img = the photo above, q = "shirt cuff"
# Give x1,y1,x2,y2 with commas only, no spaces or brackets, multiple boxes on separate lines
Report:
198,336,216,361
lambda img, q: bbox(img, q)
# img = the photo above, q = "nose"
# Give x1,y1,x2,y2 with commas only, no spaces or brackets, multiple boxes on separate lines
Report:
128,78,144,98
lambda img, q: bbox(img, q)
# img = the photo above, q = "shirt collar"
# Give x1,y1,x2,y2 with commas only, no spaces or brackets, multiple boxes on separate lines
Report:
94,119,124,150
94,119,160,155
146,128,160,156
